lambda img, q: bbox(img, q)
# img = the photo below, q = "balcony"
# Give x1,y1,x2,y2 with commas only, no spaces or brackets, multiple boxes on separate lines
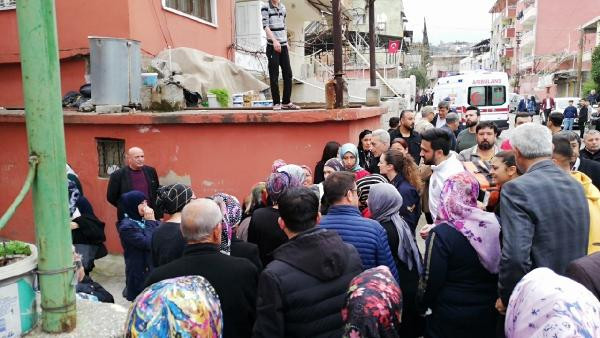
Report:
506,6,516,19
519,56,534,71
520,1,537,28
503,47,514,58
520,30,534,49
504,26,515,39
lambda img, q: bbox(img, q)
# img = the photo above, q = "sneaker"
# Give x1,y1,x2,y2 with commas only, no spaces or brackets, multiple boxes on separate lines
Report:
282,102,301,110
272,104,282,110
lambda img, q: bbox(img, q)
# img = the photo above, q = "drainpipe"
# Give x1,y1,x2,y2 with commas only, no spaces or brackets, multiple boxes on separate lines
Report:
368,0,376,87
16,0,76,333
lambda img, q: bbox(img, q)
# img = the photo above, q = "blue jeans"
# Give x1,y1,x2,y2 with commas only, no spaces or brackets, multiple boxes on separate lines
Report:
564,118,574,130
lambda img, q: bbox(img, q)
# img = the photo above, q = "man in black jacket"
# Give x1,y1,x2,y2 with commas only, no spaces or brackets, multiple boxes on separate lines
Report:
389,109,422,162
145,199,258,338
581,130,600,162
560,131,600,190
106,147,160,220
253,187,363,338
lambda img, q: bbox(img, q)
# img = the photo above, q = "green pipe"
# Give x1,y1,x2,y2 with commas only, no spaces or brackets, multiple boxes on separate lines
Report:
0,156,38,231
15,0,76,333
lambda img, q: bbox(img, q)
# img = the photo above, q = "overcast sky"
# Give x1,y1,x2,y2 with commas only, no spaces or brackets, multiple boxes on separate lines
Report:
403,0,496,44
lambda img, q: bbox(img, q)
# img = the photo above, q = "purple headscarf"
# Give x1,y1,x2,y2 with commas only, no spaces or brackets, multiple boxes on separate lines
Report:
266,164,306,204
212,193,242,255
324,158,344,172
435,172,501,274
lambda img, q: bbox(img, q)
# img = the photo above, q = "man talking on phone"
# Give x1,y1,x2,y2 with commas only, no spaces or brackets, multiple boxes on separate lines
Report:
262,0,300,110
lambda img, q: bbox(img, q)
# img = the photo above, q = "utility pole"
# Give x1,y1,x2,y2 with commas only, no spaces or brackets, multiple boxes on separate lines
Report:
332,0,344,108
16,0,76,332
575,28,584,97
368,0,376,86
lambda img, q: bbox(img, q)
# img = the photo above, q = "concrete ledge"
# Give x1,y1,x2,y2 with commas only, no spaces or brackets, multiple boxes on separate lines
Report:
0,107,386,125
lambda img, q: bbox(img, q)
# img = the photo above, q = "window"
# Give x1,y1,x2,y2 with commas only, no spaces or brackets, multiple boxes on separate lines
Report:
163,0,216,25
468,86,506,107
0,0,16,10
97,138,125,178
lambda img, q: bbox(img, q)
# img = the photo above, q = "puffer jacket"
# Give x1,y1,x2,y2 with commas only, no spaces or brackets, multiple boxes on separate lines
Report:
253,228,363,338
571,171,600,254
319,205,399,281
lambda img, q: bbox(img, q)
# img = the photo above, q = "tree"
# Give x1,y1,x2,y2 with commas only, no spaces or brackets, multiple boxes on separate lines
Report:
405,67,429,89
591,46,600,91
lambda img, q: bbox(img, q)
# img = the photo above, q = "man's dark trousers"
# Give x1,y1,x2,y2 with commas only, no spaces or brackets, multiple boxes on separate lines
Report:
266,44,292,105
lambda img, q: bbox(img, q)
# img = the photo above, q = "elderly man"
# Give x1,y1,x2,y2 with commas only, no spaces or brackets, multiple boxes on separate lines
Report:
107,147,160,220
432,101,450,128
458,121,500,163
496,123,589,314
415,106,435,134
456,106,480,152
370,129,391,174
145,199,259,338
389,109,422,162
581,130,600,162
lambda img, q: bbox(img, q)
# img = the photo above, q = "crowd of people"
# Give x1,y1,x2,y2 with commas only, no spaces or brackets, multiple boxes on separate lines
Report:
64,100,600,337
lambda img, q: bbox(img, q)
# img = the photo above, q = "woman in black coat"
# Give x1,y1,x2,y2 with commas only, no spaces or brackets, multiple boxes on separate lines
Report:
368,183,424,337
418,172,501,338
314,141,341,184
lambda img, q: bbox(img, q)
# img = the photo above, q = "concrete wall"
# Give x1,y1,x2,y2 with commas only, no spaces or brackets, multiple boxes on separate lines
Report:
0,108,383,253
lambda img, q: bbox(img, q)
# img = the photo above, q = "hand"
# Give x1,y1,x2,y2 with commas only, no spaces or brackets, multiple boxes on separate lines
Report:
273,40,281,53
477,201,486,210
70,221,79,230
143,206,155,221
420,224,435,240
495,298,506,315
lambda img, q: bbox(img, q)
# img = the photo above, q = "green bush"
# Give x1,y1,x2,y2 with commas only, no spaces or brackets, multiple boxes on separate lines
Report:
208,89,230,108
592,46,600,90
404,67,429,90
583,79,598,97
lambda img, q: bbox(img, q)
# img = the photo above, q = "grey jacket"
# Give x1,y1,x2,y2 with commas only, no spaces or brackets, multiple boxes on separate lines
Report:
498,160,589,304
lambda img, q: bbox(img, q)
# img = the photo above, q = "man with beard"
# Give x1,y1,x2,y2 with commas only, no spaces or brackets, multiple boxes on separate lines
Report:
419,128,464,224
458,121,500,164
389,109,422,162
456,106,480,152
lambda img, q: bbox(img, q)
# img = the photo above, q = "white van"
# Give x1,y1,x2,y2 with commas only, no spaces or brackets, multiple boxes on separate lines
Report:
433,71,511,130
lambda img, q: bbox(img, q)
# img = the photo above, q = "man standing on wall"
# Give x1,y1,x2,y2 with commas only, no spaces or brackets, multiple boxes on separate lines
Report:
107,147,160,221
262,0,300,110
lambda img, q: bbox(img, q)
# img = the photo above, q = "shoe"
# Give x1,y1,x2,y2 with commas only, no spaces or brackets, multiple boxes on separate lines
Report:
272,104,282,110
282,102,301,110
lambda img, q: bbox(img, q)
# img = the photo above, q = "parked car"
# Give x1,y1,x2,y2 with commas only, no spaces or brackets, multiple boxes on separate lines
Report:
554,97,581,130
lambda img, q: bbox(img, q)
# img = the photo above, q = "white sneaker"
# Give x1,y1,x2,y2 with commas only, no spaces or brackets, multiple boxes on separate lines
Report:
272,104,282,110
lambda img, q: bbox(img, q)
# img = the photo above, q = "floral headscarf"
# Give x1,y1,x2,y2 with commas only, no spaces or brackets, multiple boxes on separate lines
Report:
67,180,80,218
212,193,242,255
435,172,501,274
342,266,402,338
324,158,344,172
266,164,306,204
505,268,600,338
369,183,423,275
125,276,222,337
339,143,364,172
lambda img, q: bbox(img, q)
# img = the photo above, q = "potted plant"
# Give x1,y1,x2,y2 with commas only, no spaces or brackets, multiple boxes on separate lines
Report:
208,88,231,108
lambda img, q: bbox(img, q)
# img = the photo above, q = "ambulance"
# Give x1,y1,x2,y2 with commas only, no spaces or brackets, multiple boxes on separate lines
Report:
432,71,511,130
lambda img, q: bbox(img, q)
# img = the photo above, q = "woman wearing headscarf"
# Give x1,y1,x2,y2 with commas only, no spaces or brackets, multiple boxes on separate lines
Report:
369,183,424,337
248,164,306,266
342,266,403,338
378,149,422,234
237,182,267,241
357,130,375,173
505,267,600,338
418,172,501,338
314,141,341,184
340,143,370,180
211,192,262,271
117,190,160,301
151,184,194,267
356,174,387,218
125,275,223,337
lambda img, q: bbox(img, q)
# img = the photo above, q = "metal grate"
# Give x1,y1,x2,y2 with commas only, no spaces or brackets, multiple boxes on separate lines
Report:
0,0,16,10
96,138,125,178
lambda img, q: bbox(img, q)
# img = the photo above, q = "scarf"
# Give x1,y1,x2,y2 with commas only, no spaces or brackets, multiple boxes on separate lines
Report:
212,193,242,255
339,143,364,172
67,180,80,218
266,164,306,204
435,172,501,273
125,275,223,337
120,190,147,228
156,184,194,215
505,268,600,338
368,183,423,275
356,174,387,211
342,266,402,338
324,158,344,172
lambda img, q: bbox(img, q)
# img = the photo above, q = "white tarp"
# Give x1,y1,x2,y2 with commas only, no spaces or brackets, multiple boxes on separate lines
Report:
153,47,269,97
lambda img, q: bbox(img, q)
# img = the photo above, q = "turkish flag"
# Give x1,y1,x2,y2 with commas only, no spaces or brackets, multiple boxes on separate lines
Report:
388,40,400,54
